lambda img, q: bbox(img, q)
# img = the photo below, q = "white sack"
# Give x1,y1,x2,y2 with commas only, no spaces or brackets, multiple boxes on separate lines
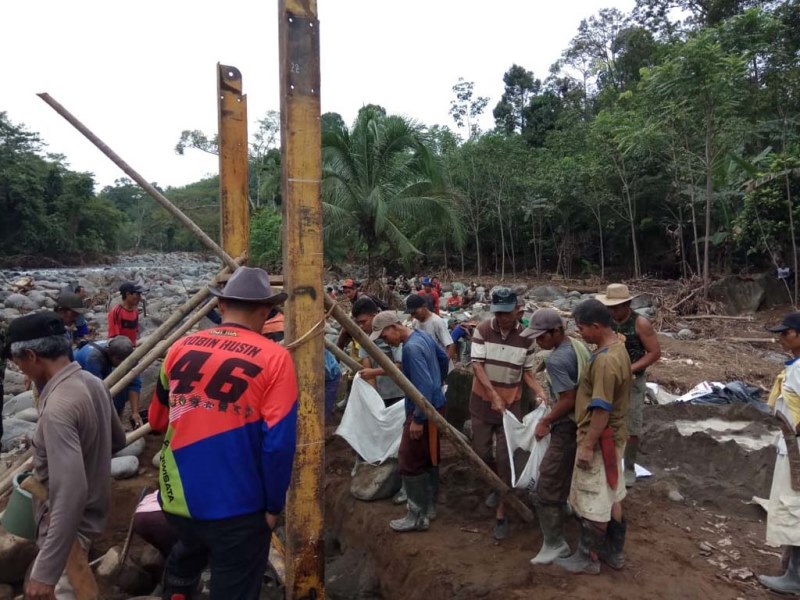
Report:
503,404,550,489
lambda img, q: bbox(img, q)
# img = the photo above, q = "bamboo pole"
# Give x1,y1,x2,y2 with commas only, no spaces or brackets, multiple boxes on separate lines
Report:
279,2,325,596
323,295,535,523
324,338,363,373
104,258,242,390
37,93,238,273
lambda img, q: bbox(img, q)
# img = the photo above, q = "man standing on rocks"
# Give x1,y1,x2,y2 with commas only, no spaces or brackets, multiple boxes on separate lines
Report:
108,282,143,345
555,299,631,575
406,294,456,362
5,312,125,599
596,284,660,487
470,287,539,540
55,291,89,344
522,308,590,565
757,312,800,594
370,311,449,533
149,267,297,599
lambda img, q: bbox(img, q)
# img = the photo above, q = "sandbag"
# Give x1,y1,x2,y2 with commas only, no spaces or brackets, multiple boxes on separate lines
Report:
336,374,405,464
503,404,550,490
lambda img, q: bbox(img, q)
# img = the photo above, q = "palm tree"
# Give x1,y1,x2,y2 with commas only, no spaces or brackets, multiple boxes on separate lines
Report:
321,106,458,279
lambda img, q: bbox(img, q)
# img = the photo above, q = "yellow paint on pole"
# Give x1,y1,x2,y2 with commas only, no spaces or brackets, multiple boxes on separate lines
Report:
279,1,325,598
217,64,250,258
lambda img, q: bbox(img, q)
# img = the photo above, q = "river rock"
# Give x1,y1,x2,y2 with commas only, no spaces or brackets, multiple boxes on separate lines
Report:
528,285,566,302
152,450,161,468
350,460,401,501
2,371,26,396
709,274,766,315
26,291,48,307
0,308,21,322
117,561,155,596
676,328,695,340
631,294,654,310
1,418,37,451
3,294,36,312
114,437,145,459
111,456,140,479
13,407,38,423
133,545,166,579
0,529,37,584
95,546,121,579
2,391,34,417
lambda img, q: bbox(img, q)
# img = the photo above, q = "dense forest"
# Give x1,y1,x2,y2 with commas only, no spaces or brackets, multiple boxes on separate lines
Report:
2,0,799,289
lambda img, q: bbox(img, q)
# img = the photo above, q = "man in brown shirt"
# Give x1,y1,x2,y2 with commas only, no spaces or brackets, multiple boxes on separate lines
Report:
555,299,631,576
5,312,126,599
470,287,541,540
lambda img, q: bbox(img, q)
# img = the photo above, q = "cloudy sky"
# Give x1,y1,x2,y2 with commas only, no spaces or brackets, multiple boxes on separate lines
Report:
2,0,634,190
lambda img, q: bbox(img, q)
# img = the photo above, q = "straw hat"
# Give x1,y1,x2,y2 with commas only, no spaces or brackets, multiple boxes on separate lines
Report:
595,283,638,307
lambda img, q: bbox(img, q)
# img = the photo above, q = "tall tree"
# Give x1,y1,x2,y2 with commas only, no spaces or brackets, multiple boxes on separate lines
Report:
449,78,490,140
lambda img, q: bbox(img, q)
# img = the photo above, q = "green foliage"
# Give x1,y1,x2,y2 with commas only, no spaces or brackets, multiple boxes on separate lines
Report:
249,207,282,269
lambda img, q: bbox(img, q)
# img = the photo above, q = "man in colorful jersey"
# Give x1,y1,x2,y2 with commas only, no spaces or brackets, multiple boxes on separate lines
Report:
149,267,297,600
522,308,590,565
418,277,440,315
370,311,449,532
758,312,800,594
596,283,660,487
555,299,631,575
109,282,143,345
470,287,539,540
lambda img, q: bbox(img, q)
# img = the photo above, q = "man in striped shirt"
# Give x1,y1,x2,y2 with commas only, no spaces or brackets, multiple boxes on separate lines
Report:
470,287,540,540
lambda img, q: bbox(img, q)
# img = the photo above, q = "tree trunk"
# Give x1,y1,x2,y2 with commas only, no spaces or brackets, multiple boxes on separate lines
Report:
461,249,465,276
689,193,701,277
624,186,640,278
443,241,448,271
474,229,482,277
702,128,713,298
497,200,506,280
595,211,605,281
787,172,798,307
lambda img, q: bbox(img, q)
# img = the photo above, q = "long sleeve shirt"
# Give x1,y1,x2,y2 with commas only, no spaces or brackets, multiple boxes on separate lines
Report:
401,330,448,423
31,362,126,585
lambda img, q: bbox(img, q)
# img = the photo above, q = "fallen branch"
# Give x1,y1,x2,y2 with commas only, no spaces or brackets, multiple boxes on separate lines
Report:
720,337,777,344
683,315,753,321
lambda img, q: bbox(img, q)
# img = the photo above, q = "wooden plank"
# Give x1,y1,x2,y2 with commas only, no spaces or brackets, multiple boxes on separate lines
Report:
279,1,325,598
217,64,250,259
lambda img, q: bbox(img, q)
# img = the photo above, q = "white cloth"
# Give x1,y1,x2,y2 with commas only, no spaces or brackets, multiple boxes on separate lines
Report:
335,374,405,464
502,404,550,489
766,453,800,546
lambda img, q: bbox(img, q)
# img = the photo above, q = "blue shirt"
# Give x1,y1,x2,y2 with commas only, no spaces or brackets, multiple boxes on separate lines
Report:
401,330,448,423
451,325,469,344
74,342,141,410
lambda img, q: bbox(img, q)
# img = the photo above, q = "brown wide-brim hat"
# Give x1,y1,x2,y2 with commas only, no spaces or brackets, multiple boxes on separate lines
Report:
208,267,288,305
595,283,638,307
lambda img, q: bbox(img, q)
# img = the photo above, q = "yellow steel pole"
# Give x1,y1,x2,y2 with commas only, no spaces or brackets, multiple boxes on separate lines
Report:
279,1,325,598
217,64,250,258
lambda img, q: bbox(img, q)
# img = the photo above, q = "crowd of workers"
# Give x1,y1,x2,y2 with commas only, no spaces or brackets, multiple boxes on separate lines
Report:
1,268,799,598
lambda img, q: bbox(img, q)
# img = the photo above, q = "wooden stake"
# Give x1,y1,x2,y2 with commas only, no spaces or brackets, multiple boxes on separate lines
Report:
323,296,535,524
324,338,363,373
217,64,250,258
279,2,325,597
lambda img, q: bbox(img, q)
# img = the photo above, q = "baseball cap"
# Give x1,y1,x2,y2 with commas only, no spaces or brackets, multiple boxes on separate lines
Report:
490,287,518,313
522,308,564,338
422,277,432,286
107,335,135,360
369,311,401,341
342,278,355,289
120,282,144,295
56,291,87,314
768,312,800,333
3,312,66,359
405,294,426,311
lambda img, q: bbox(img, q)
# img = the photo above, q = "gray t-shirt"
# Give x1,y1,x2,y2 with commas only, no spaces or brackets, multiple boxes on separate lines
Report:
545,339,579,421
414,314,453,351
359,339,404,401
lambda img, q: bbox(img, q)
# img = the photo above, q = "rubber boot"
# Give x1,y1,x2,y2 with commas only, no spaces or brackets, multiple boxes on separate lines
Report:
624,437,638,488
390,474,430,532
392,483,407,505
161,571,200,600
758,546,800,595
427,466,439,521
554,521,603,575
599,518,627,570
530,504,571,565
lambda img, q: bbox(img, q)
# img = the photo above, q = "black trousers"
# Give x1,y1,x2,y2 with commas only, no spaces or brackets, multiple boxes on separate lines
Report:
163,511,271,600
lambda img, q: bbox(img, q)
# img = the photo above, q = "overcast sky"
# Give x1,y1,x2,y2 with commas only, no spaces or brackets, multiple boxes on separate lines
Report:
2,0,634,190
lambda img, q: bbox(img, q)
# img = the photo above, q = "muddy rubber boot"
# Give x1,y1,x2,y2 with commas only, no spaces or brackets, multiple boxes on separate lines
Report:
599,518,627,570
427,466,439,521
485,491,499,508
554,521,603,575
624,438,638,488
530,504,571,565
759,546,800,594
390,474,430,532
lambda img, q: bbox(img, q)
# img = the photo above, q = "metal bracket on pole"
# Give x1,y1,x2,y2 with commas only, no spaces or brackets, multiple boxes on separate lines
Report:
217,64,250,258
279,1,324,598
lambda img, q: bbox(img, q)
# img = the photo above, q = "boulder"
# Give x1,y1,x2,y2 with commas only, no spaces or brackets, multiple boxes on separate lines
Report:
708,274,766,315
350,460,401,501
132,545,166,580
95,546,121,580
114,437,145,459
3,294,36,312
26,291,48,307
2,391,34,417
0,418,37,452
675,328,695,341
0,308,21,322
528,285,567,302
116,561,155,596
631,294,654,310
111,456,140,479
2,371,26,396
0,529,37,584
152,450,161,468
13,407,38,423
